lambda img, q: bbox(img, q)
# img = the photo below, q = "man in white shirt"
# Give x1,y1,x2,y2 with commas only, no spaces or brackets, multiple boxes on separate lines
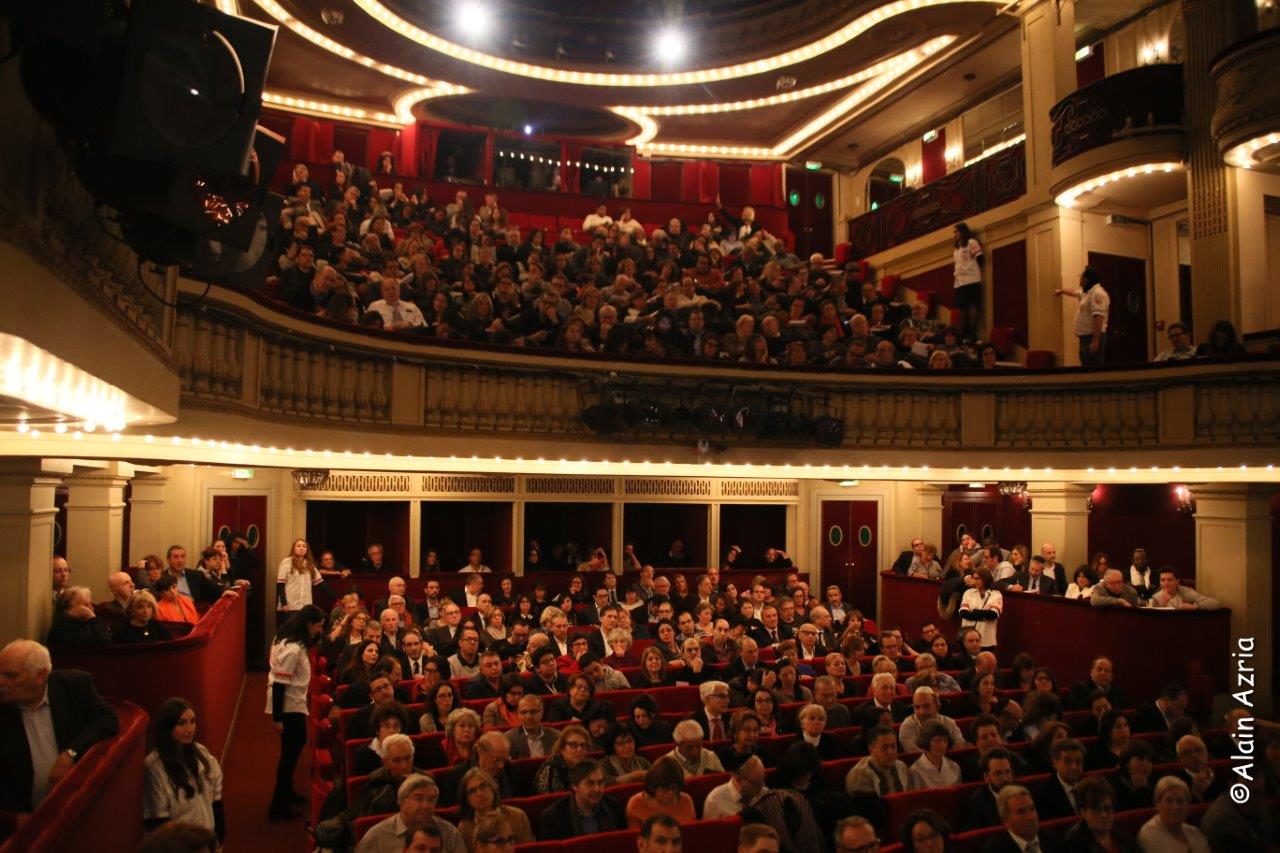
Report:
368,277,426,331
1055,266,1110,367
458,549,491,573
663,720,724,777
1153,322,1196,362
582,204,613,232
462,573,484,608
991,785,1062,853
703,755,767,819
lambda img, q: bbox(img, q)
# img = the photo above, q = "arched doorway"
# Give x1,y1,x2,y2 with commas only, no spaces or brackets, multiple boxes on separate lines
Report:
867,157,906,210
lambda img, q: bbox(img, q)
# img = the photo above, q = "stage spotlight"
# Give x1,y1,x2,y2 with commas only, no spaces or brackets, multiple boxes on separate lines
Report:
654,26,688,65
581,404,625,435
457,1,494,41
812,416,846,448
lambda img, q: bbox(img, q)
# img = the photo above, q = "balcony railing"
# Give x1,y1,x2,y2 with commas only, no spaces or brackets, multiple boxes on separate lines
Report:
173,280,1280,457
845,141,1026,260
1049,64,1185,168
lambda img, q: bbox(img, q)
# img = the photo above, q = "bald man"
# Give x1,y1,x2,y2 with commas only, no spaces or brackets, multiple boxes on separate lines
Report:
106,572,136,615
0,640,119,813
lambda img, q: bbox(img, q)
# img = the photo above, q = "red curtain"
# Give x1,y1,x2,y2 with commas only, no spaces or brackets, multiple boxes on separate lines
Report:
397,122,419,177
366,129,399,172
680,161,701,203
719,164,750,206
921,129,947,184
748,164,784,208
631,157,652,200
561,142,584,193
482,132,496,186
418,125,440,180
290,117,330,163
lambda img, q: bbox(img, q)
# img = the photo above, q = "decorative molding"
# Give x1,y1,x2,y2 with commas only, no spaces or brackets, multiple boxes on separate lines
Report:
719,479,801,498
422,475,516,494
307,473,411,493
624,478,713,497
525,477,616,495
995,389,1159,447
1048,64,1184,168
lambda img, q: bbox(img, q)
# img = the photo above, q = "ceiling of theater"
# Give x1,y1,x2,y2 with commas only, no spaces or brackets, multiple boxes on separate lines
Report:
226,0,1148,169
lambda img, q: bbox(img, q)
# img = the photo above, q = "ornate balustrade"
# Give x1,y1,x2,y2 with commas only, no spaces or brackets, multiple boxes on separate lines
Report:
845,142,1026,260
1049,64,1185,168
171,280,1280,461
1211,28,1280,170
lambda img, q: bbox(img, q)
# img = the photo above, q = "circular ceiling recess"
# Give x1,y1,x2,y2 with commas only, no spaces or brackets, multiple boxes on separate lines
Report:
421,94,635,138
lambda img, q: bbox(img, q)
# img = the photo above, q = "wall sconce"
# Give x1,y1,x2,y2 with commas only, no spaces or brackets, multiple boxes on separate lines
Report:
1140,40,1167,65
1085,486,1100,513
291,468,330,491
1173,484,1195,514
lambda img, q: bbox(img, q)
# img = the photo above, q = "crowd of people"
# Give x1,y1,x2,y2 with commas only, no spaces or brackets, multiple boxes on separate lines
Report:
12,532,1278,853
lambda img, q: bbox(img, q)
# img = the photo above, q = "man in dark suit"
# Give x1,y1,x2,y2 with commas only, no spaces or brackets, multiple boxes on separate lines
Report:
426,601,465,658
463,651,505,700
1134,683,1188,733
1033,738,1086,822
997,555,1060,595
1160,734,1227,804
748,603,793,648
505,694,557,759
689,681,732,742
963,716,1030,782
346,670,419,740
165,545,224,605
1039,543,1069,595
982,784,1066,852
0,640,120,814
961,747,1017,830
813,677,853,729
1066,656,1127,711
585,605,620,659
852,673,910,730
537,760,626,840
435,731,527,807
359,542,394,574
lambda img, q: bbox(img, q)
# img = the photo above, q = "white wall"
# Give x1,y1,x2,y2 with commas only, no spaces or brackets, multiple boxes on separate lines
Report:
1234,168,1280,334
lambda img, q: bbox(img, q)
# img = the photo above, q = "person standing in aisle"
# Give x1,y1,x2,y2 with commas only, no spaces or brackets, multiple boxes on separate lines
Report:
266,605,325,821
1056,266,1110,367
277,539,326,612
952,222,984,343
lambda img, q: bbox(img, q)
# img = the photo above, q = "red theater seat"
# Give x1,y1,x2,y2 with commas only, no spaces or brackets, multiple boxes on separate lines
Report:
879,274,900,300
528,215,557,233
988,325,1015,357
562,828,638,852
1025,349,1055,369
834,242,851,265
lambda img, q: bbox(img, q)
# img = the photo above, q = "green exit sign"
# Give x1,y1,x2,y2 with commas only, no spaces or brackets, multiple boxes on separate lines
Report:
230,468,255,480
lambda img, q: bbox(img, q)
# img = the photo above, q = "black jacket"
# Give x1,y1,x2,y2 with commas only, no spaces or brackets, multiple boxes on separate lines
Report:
960,785,1003,830
997,571,1059,595
537,793,626,840
172,569,224,605
1065,680,1126,712
0,669,120,812
1063,820,1141,852
982,830,1066,853
749,623,793,648
45,617,112,647
1034,776,1080,821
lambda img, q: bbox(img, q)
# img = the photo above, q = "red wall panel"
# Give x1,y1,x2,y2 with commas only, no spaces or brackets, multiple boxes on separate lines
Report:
992,240,1029,346
650,161,682,203
921,128,947,184
1086,484,1196,580
719,164,750,207
902,264,955,312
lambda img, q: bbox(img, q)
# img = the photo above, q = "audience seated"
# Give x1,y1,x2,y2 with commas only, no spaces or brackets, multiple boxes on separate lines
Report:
46,586,112,647
1137,776,1210,853
536,759,627,840
454,766,534,847
354,773,464,853
113,590,173,645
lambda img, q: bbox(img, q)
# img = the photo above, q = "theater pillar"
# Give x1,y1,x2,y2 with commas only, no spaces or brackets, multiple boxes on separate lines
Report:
916,484,946,551
1181,0,1255,340
1027,482,1092,577
127,473,169,565
0,459,63,645
64,462,131,600
1191,484,1273,715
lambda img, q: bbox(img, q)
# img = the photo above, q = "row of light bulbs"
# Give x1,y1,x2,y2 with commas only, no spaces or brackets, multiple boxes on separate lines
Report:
5,427,1276,481
496,151,636,174
1224,132,1280,170
1055,162,1183,208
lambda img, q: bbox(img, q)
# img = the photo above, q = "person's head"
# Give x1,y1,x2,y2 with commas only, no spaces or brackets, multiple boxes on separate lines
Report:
870,672,897,705
1051,738,1086,785
153,573,179,601
834,816,879,853
1157,566,1182,597
380,608,401,636
166,545,187,571
637,813,683,853
382,732,416,780
1089,655,1114,688
673,719,705,761
1153,775,1191,829
737,822,779,853
472,813,515,853
1176,734,1209,771
1102,569,1126,595
1070,775,1116,837
700,680,730,715
643,755,686,806
865,724,898,769
458,766,501,819
798,703,827,738
445,707,481,747
912,686,939,720
368,670,396,707
961,628,982,656
900,810,949,853
568,758,606,810
372,701,409,743
997,784,1038,841
397,773,439,827
981,747,1015,791
457,626,481,656
751,687,777,720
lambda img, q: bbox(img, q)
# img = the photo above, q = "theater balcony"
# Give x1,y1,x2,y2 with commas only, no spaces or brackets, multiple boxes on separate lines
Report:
1212,27,1280,172
1048,64,1188,213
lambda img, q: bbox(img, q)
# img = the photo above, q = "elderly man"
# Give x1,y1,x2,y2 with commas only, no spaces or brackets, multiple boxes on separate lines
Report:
797,703,843,760
704,755,769,818
373,577,408,615
845,725,910,795
998,555,1059,596
1167,734,1226,803
464,651,505,700
692,681,732,742
793,623,826,661
898,686,967,752
1066,656,1127,711
379,608,404,654
665,719,725,777
853,673,909,730
368,277,426,331
722,637,760,685
344,732,430,821
812,676,852,729
985,785,1066,853
105,571,136,615
537,760,627,839
906,653,962,694
1033,738,1086,821
834,818,881,853
959,651,999,691
1090,569,1141,608
807,606,838,651
506,694,557,759
1149,567,1220,610
436,731,523,807
355,774,464,853
961,747,1018,830
749,604,791,648
0,640,119,813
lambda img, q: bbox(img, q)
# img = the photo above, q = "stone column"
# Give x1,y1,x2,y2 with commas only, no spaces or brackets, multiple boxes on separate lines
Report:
1191,484,1273,715
916,484,947,551
127,473,169,565
64,462,131,600
0,460,63,644
1182,0,1255,339
408,499,423,578
1018,0,1085,362
1027,482,1094,576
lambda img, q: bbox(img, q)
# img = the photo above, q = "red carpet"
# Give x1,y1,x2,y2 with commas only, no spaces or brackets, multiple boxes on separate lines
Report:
222,672,313,852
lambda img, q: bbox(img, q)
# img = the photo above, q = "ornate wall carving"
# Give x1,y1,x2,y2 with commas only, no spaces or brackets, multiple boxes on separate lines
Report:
995,389,1160,447
308,474,412,494
719,480,801,498
422,475,516,494
624,479,713,497
526,477,616,495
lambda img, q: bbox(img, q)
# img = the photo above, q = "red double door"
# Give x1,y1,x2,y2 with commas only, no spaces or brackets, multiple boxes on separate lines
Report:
819,500,880,620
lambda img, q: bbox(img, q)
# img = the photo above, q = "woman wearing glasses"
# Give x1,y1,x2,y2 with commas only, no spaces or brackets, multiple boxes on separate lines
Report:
456,768,534,850
534,724,593,793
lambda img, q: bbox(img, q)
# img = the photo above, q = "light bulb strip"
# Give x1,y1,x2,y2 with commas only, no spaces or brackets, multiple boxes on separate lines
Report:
1224,132,1280,169
963,133,1025,167
351,0,990,88
262,91,404,127
1054,161,1185,208
496,151,635,173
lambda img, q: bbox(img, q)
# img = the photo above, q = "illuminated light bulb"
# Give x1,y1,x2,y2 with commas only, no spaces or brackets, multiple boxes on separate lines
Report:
29,429,41,438
16,422,28,434
54,423,67,434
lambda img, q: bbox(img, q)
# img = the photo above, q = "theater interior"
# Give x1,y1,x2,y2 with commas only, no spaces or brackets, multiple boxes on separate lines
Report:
0,0,1278,851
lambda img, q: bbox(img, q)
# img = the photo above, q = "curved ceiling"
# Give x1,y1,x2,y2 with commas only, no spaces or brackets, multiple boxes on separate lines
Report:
422,94,635,138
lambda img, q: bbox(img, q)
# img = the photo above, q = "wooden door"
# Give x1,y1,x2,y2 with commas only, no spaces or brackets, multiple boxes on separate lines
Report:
941,487,1031,554
785,168,834,258
820,500,879,618
1087,252,1149,364
212,495,268,565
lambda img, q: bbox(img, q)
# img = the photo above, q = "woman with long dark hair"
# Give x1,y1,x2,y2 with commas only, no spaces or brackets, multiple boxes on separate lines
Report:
952,222,983,341
266,604,325,821
144,698,224,842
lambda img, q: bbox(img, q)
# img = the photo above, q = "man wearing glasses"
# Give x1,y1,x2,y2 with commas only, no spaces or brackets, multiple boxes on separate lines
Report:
834,816,880,853
504,694,557,759
355,773,464,853
692,681,732,742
